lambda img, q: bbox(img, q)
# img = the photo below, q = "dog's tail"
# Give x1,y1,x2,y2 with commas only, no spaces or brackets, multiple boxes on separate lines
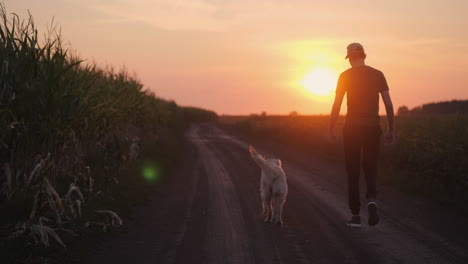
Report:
249,146,268,168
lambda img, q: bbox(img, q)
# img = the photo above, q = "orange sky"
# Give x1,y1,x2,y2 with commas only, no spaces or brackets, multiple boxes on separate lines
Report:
8,0,468,115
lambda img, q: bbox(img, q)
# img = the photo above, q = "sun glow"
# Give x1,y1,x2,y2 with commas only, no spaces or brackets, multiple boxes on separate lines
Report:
300,68,337,97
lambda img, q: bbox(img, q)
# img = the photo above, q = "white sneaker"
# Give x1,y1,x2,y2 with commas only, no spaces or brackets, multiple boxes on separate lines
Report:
368,202,379,226
346,215,361,228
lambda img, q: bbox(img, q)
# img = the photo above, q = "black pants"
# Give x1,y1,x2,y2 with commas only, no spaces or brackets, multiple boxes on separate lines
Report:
343,124,382,215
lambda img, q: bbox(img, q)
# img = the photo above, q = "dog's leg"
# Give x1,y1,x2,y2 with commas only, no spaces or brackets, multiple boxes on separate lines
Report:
270,197,276,224
261,189,272,223
262,201,268,216
273,194,285,225
261,193,268,216
269,199,275,223
272,194,279,224
279,199,285,225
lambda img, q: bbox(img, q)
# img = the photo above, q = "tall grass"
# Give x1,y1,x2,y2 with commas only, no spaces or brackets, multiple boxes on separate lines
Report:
223,114,468,213
0,3,216,254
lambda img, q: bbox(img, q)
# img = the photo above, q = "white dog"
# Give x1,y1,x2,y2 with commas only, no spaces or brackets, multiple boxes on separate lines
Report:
249,146,288,225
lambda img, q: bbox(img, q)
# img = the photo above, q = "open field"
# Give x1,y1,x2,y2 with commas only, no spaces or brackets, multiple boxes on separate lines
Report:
219,114,468,214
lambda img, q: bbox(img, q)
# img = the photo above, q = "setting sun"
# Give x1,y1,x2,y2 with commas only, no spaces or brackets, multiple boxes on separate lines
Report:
300,68,337,97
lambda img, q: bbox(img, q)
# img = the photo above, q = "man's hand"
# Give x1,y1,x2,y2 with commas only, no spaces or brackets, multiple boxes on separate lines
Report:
381,91,395,145
384,130,395,145
329,91,344,144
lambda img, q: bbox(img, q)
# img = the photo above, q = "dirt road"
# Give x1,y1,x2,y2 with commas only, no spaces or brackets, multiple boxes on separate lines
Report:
84,123,468,264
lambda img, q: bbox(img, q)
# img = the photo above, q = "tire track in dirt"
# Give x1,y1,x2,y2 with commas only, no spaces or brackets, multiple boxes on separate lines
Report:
162,148,204,264
188,125,255,264
205,140,286,264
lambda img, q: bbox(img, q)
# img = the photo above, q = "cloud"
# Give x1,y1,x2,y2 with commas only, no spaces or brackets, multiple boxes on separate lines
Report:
68,0,353,32
78,0,229,31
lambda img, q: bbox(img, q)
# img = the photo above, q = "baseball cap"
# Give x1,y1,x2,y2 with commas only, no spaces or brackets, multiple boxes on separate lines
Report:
345,42,365,59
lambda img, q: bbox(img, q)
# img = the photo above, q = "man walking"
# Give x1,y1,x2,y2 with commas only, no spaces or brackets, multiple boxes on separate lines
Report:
329,43,395,228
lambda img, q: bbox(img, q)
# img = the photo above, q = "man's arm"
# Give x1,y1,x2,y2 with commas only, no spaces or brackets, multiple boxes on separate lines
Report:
329,92,345,141
380,90,395,144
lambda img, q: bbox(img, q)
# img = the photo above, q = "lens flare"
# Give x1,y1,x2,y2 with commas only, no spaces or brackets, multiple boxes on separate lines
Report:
142,161,159,182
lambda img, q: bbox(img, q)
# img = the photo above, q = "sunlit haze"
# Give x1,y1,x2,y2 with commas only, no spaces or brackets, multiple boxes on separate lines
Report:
300,68,337,99
7,0,468,115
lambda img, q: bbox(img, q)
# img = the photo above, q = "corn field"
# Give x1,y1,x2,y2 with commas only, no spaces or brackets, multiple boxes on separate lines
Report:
385,114,468,205
0,3,216,256
222,113,468,213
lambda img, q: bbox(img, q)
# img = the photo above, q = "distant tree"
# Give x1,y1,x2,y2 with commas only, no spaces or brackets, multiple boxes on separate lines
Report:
397,106,409,116
412,106,423,115
396,100,468,116
289,111,299,116
421,100,468,114
261,111,267,117
183,106,218,122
